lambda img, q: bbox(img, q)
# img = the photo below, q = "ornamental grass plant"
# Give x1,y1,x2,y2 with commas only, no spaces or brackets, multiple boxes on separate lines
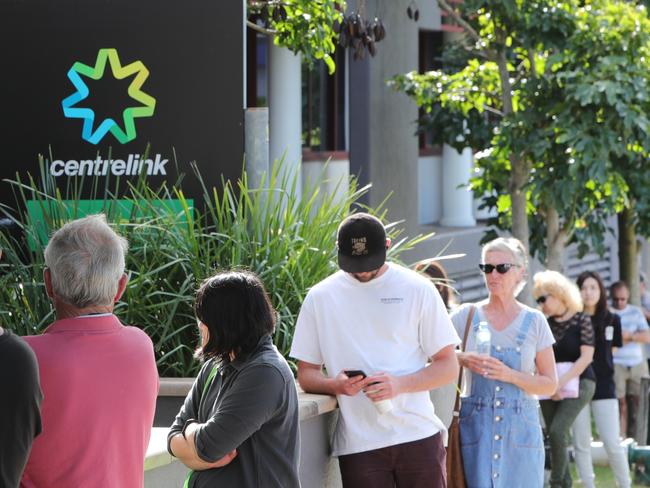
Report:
0,158,433,377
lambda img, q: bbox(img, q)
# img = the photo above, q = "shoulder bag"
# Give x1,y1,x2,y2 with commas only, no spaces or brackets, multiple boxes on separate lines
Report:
446,305,474,488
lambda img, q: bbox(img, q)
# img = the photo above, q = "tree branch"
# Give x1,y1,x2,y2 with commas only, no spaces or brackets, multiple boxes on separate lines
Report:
246,19,276,36
437,0,480,43
483,104,505,118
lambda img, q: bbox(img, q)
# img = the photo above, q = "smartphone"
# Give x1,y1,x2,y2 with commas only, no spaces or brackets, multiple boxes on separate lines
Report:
344,369,367,378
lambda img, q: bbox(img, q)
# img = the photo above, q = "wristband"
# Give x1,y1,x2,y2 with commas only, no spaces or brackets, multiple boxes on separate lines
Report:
181,418,198,439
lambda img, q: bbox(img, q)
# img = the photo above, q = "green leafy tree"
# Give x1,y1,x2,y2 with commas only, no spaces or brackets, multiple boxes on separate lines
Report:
391,0,646,278
247,0,345,73
390,1,576,269
546,1,650,301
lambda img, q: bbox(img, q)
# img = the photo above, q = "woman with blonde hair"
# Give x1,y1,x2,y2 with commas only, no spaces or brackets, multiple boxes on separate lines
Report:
450,237,557,487
533,270,596,488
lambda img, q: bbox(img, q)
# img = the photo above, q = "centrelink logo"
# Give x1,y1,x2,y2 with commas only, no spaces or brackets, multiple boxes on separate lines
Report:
55,49,168,177
62,48,156,145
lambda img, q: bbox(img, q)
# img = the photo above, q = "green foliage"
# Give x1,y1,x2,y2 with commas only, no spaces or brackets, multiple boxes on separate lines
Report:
0,159,432,377
248,0,345,74
389,61,502,152
392,0,650,266
548,1,650,234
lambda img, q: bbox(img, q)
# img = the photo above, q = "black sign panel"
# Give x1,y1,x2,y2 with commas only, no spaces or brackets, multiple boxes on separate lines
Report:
0,0,244,206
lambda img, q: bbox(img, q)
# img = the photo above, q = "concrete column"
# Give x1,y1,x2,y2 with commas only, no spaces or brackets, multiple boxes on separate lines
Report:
418,155,443,225
440,144,476,227
244,107,269,189
440,30,476,227
269,43,302,194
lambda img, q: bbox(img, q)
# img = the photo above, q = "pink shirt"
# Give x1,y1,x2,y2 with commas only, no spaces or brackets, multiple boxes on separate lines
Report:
21,315,159,488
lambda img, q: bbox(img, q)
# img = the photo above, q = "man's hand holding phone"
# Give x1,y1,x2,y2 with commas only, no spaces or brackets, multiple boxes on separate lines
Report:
335,369,371,396
363,372,402,401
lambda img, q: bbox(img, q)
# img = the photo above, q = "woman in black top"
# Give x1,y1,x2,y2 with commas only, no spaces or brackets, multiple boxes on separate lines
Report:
167,271,300,488
571,271,630,488
533,270,595,488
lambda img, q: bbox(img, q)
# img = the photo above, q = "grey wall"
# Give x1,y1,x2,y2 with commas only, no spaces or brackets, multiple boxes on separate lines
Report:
348,0,441,236
368,0,418,234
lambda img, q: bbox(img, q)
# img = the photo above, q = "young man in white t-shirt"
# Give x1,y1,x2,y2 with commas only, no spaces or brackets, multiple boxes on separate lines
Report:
290,213,460,488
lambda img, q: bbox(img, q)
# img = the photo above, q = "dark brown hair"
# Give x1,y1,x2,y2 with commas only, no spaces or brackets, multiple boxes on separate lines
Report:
194,270,275,364
415,260,452,309
576,271,609,322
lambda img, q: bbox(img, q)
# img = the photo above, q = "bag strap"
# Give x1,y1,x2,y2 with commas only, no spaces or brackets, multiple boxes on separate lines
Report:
453,305,475,415
183,362,219,488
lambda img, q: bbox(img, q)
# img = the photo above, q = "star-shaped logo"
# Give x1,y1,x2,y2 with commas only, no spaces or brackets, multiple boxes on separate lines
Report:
62,48,156,145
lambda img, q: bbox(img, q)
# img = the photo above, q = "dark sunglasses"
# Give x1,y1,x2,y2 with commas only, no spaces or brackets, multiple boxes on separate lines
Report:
536,294,549,304
478,263,519,274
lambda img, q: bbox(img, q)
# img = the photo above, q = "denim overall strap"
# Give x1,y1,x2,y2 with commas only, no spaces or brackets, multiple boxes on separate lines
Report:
515,311,535,348
183,364,219,488
471,307,481,330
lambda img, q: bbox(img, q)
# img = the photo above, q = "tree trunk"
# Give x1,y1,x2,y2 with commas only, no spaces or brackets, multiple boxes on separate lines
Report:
546,206,566,273
619,206,640,305
495,40,532,302
495,40,529,247
509,155,530,251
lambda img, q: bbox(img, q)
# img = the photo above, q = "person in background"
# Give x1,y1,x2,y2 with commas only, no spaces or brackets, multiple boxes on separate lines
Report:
572,271,630,488
168,270,300,488
415,259,457,311
639,273,650,323
610,280,650,438
534,270,595,488
639,273,650,371
291,213,459,488
21,215,159,488
451,237,557,488
416,258,459,431
0,247,42,488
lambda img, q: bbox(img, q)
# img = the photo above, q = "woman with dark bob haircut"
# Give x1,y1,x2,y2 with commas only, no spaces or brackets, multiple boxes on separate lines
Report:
167,271,300,488
571,271,630,488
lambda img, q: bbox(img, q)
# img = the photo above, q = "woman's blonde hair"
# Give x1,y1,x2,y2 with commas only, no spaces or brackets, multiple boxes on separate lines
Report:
533,270,583,316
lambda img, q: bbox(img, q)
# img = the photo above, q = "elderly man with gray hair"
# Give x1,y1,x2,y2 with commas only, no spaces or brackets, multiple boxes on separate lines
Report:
21,214,159,488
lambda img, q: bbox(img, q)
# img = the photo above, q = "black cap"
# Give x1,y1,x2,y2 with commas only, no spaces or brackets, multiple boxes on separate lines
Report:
337,213,387,273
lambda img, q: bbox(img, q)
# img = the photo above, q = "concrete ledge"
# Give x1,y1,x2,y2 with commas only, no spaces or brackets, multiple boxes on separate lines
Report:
298,391,338,421
145,427,176,471
146,389,338,472
159,377,194,397
158,377,338,420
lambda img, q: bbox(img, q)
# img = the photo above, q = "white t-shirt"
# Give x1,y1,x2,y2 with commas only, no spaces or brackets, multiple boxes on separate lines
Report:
290,262,460,456
450,302,555,397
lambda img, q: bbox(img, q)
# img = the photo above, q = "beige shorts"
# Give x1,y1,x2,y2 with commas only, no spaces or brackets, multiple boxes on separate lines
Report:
614,361,649,398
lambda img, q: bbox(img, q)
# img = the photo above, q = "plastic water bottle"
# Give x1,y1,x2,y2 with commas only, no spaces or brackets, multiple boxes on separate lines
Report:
475,321,491,356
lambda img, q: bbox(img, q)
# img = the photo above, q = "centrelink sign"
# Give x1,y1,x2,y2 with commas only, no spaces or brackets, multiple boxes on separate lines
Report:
55,48,168,177
0,0,244,206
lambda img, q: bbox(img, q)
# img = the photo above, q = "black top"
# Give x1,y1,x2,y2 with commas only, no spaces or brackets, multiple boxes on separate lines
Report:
547,312,596,382
0,330,42,488
168,335,300,488
590,311,623,400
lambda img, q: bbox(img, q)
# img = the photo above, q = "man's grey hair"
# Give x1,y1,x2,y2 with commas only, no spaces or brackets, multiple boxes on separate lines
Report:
44,214,128,308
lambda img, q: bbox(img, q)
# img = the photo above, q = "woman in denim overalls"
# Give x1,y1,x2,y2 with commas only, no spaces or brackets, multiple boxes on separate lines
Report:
451,237,558,488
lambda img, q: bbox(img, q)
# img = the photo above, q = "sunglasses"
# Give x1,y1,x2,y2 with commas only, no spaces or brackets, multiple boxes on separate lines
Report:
478,263,519,274
536,294,549,304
